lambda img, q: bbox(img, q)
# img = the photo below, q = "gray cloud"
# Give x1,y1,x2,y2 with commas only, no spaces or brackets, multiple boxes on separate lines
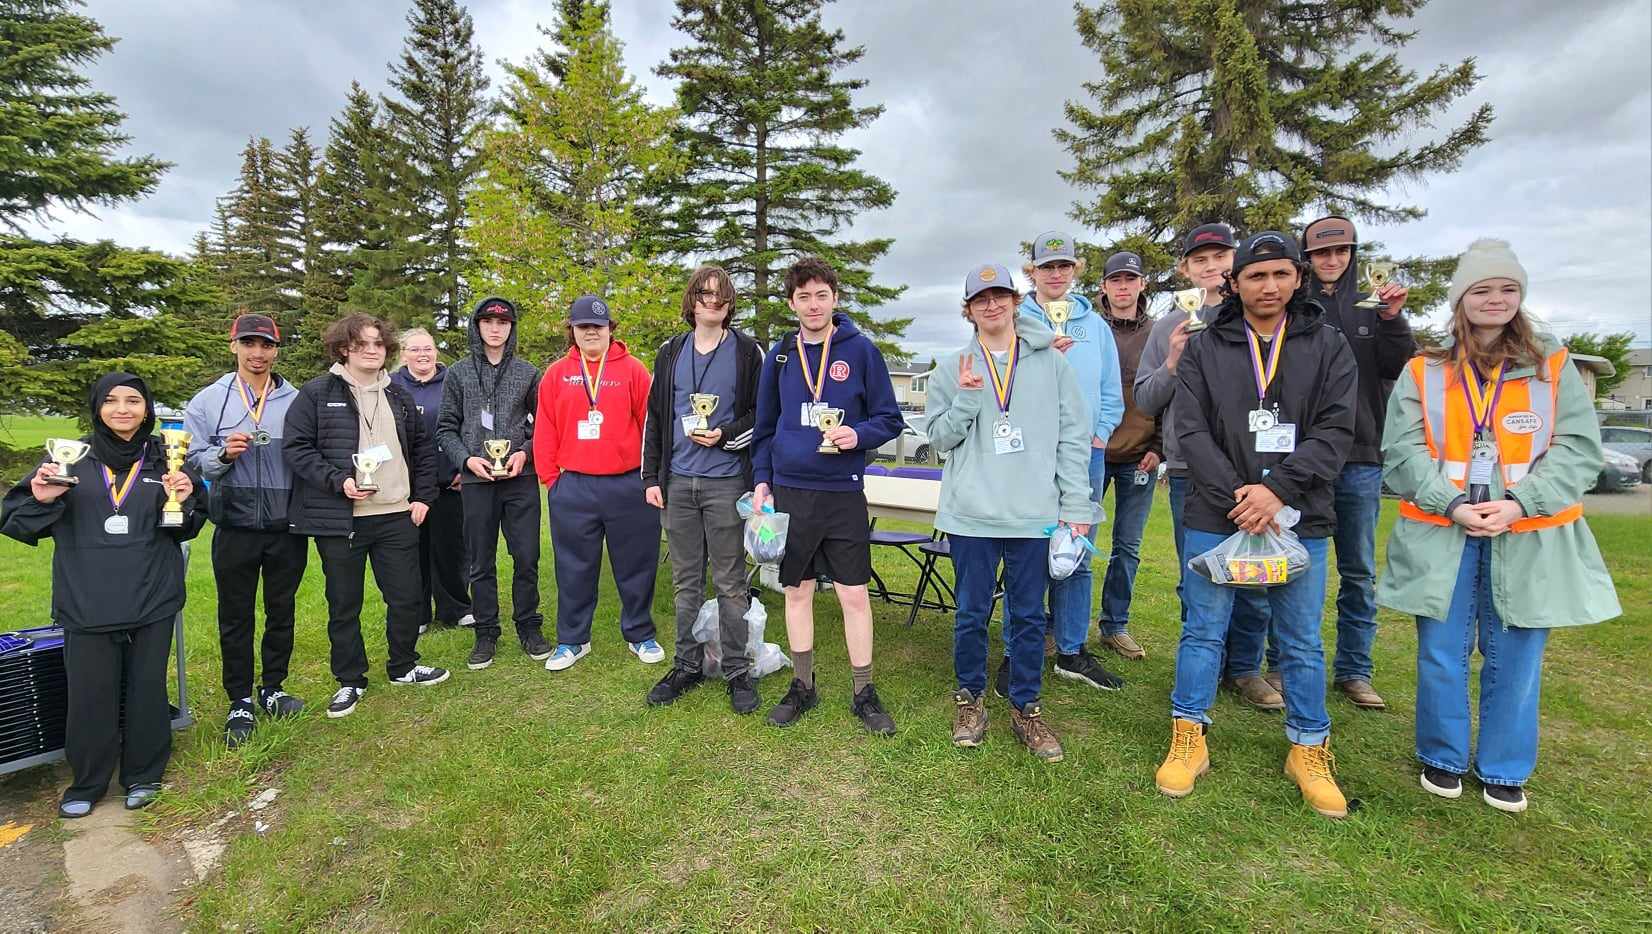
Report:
34,0,1651,359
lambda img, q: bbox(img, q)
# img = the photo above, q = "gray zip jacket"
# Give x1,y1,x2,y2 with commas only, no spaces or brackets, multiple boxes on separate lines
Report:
436,296,541,483
1133,299,1219,474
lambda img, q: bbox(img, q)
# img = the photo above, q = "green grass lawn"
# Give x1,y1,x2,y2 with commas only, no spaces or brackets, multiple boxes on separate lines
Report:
1,493,1647,932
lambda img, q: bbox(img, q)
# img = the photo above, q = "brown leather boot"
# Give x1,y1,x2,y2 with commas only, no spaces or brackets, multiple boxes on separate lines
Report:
1009,703,1064,762
1336,679,1387,710
1223,675,1285,711
951,689,987,747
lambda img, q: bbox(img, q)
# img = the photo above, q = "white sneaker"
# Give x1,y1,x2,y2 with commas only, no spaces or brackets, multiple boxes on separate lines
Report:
458,614,476,628
629,639,666,664
545,643,591,671
390,665,450,686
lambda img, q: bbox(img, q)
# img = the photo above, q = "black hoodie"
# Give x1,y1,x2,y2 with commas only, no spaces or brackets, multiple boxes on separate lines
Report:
1171,295,1358,538
436,296,541,483
1308,232,1416,464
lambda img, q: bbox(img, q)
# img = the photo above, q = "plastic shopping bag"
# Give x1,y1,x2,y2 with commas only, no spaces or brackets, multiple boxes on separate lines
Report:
1043,523,1098,581
1187,507,1309,587
692,594,792,680
736,492,789,565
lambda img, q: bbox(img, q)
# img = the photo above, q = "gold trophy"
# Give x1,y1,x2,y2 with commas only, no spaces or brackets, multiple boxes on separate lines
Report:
483,439,513,478
42,438,91,486
816,408,844,454
352,451,386,493
1175,287,1209,331
688,393,719,437
1045,299,1072,337
158,428,192,527
1355,261,1398,308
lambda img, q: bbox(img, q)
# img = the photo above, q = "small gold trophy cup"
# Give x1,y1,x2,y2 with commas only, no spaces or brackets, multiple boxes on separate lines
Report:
483,438,512,478
158,428,191,527
688,393,719,436
816,408,844,454
42,438,91,486
1045,300,1072,337
1355,261,1398,308
1175,288,1209,331
352,451,386,493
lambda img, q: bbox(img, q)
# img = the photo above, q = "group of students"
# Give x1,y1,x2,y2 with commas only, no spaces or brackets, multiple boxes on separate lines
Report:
1,227,1619,822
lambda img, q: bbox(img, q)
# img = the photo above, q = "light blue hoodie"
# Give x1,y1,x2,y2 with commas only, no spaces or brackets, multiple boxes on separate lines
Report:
1019,292,1123,445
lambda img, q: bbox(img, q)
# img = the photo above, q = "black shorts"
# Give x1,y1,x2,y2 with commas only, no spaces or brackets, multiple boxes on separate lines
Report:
772,486,872,588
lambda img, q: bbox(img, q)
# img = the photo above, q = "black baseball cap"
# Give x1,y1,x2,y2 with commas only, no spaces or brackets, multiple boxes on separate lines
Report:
1181,223,1237,257
1232,231,1303,276
473,296,517,322
230,313,281,345
1103,251,1144,279
569,295,613,326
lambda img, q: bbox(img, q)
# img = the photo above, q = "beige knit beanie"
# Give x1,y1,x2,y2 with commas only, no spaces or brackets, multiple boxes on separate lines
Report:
1448,238,1527,310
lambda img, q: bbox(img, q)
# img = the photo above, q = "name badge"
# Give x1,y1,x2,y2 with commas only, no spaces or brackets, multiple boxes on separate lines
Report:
1469,441,1497,486
992,424,1025,455
104,514,130,535
800,402,827,427
681,414,703,437
479,409,495,431
363,444,394,462
577,419,601,440
1254,423,1296,453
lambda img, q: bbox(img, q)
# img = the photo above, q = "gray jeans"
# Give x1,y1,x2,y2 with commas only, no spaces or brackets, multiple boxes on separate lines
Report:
665,473,751,678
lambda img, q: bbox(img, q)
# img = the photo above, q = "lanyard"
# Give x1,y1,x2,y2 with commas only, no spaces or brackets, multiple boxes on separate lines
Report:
1461,361,1504,437
977,338,1020,417
236,376,269,427
101,457,144,513
689,331,727,394
1244,317,1288,403
578,351,607,411
795,327,835,403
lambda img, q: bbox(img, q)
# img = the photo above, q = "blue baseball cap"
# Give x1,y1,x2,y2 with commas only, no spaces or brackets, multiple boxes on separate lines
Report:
569,295,612,326
964,263,1016,302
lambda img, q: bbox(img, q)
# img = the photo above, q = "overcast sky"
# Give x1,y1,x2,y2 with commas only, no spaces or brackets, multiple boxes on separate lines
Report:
35,0,1652,361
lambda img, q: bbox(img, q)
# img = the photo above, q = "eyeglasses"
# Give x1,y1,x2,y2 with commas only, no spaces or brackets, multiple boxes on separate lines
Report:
967,292,1014,311
694,289,728,309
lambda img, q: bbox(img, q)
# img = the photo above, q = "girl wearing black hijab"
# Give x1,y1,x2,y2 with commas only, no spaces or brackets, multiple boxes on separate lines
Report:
1,373,205,817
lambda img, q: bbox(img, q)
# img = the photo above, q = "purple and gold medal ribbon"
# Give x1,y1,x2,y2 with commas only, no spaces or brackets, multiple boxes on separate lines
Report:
977,337,1020,417
101,456,144,512
1460,361,1504,437
1244,316,1288,403
795,326,836,403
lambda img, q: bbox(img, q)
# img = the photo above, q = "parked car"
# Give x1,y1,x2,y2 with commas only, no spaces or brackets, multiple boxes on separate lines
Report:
876,415,934,463
1600,426,1652,483
1591,447,1643,493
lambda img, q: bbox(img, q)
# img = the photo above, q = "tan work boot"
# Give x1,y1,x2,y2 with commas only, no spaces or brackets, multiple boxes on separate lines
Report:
1285,740,1349,819
1008,703,1064,762
1336,679,1387,710
1224,675,1285,711
1155,718,1210,797
1099,630,1147,660
1263,669,1283,695
951,689,987,747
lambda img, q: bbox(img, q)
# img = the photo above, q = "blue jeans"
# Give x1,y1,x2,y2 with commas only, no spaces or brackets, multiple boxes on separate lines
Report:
1172,529,1332,745
1170,474,1271,668
1241,463,1383,682
954,535,1049,709
1023,447,1104,655
1097,460,1155,635
1415,537,1549,786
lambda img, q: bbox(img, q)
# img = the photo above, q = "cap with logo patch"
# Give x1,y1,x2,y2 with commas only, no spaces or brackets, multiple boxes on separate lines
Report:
1231,230,1303,276
1302,216,1357,253
1103,251,1145,279
1181,223,1237,257
1030,231,1077,267
569,294,613,326
230,313,281,345
964,263,1016,301
473,297,517,322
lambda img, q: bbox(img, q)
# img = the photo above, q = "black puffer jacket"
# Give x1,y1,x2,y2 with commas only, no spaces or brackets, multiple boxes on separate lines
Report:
282,371,438,537
1311,243,1415,465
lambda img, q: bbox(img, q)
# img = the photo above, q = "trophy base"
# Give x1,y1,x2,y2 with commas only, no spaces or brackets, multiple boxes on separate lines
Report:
1354,298,1383,308
488,468,510,479
817,443,840,454
356,483,379,494
690,429,715,438
43,474,80,486
159,510,184,528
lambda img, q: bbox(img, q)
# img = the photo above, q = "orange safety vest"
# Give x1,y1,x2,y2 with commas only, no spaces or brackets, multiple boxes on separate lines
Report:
1397,348,1582,532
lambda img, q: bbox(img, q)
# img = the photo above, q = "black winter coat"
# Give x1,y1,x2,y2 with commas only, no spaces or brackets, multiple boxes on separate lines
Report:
1314,257,1415,465
640,329,763,496
282,372,438,537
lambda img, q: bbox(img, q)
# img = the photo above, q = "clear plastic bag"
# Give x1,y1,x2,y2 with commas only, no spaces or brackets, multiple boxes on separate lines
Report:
736,492,789,565
690,595,792,679
1043,523,1098,581
1187,507,1310,587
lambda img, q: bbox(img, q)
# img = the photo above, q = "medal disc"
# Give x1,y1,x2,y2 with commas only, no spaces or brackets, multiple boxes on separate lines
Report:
104,514,130,535
1253,409,1276,432
993,420,1012,439
252,429,271,446
587,410,604,426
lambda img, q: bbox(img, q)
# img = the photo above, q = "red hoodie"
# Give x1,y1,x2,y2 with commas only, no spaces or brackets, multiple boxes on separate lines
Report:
534,339,651,488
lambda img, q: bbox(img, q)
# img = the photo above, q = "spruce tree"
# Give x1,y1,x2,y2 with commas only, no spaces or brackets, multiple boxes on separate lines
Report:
313,83,386,313
656,0,907,350
220,137,302,315
469,2,684,362
1057,0,1493,291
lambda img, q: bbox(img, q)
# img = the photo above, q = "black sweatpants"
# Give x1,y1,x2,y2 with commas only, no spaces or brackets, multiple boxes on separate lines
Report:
62,617,173,803
420,486,472,625
314,512,424,687
461,474,543,641
548,471,659,646
212,525,308,700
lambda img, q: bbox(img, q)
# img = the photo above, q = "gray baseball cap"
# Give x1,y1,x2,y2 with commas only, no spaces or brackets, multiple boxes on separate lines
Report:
1103,251,1145,279
1030,231,1078,267
963,263,1016,301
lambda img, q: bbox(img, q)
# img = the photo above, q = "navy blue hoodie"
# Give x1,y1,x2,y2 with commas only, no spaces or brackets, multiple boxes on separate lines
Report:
752,313,904,492
391,363,457,485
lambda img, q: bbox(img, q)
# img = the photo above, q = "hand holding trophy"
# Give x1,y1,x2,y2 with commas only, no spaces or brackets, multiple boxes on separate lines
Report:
1044,300,1072,337
1355,261,1398,308
42,438,91,486
1174,288,1209,332
483,439,512,478
158,428,192,527
816,408,845,454
352,450,386,493
688,393,719,437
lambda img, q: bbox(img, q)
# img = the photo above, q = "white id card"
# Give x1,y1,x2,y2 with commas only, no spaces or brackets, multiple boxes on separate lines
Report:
681,414,702,436
1254,423,1296,453
1468,445,1497,486
479,409,495,430
993,427,1026,455
363,444,394,462
800,402,827,427
577,419,601,440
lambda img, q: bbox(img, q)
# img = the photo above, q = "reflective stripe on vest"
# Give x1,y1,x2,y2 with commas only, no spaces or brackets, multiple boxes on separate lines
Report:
1398,348,1581,532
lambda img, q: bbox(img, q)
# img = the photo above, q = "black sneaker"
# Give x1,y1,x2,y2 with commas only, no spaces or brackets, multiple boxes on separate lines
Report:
390,665,451,686
851,684,897,737
648,667,704,706
326,686,364,719
224,698,256,748
1482,782,1528,813
521,631,553,661
765,678,818,727
1053,649,1125,691
1421,766,1463,799
468,637,497,670
728,672,760,715
258,687,305,718
993,657,1010,699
